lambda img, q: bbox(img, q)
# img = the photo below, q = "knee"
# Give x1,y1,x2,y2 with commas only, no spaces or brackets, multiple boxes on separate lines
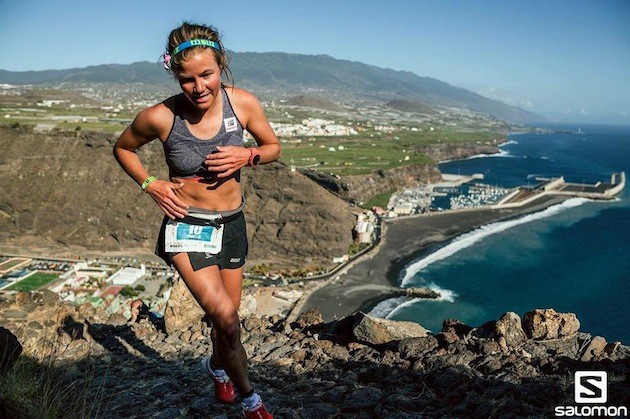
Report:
214,313,241,348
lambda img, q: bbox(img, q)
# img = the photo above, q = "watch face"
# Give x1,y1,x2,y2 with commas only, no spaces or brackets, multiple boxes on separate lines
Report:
253,154,261,166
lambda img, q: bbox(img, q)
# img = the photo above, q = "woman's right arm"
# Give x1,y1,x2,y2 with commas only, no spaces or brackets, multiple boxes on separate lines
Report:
113,106,189,219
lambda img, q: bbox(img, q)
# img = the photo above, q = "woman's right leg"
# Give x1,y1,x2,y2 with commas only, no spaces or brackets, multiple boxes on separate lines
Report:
172,253,252,396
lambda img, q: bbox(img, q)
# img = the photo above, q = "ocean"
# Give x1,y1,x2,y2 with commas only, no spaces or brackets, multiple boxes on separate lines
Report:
371,123,630,344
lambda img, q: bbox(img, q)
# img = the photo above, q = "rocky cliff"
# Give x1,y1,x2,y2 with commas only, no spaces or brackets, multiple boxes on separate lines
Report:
0,126,355,269
0,290,628,417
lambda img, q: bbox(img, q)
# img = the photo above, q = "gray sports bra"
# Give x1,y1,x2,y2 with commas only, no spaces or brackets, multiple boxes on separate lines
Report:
163,88,244,178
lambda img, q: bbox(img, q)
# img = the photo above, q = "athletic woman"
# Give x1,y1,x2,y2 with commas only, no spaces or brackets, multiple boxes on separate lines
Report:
113,22,280,418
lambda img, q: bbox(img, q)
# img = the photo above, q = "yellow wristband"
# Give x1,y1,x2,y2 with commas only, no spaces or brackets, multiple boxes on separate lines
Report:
141,176,157,191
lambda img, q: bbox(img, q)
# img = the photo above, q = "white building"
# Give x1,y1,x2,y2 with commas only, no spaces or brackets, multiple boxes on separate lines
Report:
108,265,146,286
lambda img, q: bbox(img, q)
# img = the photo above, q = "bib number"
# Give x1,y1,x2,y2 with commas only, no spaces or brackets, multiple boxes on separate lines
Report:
165,219,223,253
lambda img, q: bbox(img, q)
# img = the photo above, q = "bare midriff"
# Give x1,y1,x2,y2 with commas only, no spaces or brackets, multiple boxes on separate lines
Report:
171,174,243,211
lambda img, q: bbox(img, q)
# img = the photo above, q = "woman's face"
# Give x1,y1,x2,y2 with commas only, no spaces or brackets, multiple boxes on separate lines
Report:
176,48,222,110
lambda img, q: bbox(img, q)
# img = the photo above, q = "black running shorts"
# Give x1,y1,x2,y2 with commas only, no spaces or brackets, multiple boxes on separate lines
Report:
155,211,248,271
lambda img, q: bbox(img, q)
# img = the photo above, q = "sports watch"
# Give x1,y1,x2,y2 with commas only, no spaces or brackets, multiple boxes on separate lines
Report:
248,148,261,166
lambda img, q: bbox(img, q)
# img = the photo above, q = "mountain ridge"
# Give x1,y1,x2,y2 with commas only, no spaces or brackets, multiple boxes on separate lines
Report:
0,52,542,124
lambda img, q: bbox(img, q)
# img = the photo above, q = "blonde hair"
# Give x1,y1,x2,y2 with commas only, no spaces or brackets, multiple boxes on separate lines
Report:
166,22,233,85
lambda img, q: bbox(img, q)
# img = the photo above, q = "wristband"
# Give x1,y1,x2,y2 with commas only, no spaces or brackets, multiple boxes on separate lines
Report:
141,176,157,191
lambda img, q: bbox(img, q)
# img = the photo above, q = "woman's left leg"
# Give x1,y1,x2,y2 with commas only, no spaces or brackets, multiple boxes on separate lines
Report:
210,267,244,367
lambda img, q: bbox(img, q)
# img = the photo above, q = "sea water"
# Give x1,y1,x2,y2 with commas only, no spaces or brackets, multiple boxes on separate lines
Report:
372,123,630,343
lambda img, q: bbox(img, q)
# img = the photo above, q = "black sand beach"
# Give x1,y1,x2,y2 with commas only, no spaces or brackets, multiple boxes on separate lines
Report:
299,195,567,321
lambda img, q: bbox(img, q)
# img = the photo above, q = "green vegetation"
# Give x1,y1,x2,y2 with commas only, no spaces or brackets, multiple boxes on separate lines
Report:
134,284,146,292
7,273,58,291
119,285,138,298
348,241,370,257
0,356,104,418
248,263,275,276
364,188,397,209
279,129,501,176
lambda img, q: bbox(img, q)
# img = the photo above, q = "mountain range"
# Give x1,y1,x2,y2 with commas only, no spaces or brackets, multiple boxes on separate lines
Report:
0,52,542,124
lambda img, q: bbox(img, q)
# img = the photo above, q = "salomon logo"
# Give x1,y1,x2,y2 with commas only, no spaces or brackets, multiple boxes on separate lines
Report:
554,371,628,417
575,371,607,403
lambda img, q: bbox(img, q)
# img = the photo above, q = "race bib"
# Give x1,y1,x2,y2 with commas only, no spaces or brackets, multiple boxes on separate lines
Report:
165,218,223,253
224,117,238,133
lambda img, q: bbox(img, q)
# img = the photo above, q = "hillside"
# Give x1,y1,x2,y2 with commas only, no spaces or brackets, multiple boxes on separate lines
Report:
0,52,542,124
1,289,628,417
284,95,345,112
0,126,355,270
385,98,437,114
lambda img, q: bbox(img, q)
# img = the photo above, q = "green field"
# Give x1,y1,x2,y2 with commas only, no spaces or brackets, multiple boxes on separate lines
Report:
364,188,397,209
7,273,59,291
279,129,502,176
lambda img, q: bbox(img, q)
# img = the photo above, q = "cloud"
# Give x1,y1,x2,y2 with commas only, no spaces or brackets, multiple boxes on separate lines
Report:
519,99,535,109
579,108,591,115
474,87,536,110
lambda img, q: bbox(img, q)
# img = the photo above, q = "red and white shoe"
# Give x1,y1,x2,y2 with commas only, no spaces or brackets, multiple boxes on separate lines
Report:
201,357,236,404
243,403,273,419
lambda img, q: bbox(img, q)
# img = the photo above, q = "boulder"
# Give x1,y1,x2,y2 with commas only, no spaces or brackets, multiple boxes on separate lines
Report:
495,312,527,349
398,336,439,359
0,327,22,376
238,294,257,319
353,312,428,345
106,313,128,326
580,336,607,362
522,309,580,340
163,278,205,335
295,308,324,329
439,318,473,345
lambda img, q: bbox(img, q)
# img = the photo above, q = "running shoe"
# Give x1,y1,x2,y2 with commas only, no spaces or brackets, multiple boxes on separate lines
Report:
201,357,236,404
243,403,273,419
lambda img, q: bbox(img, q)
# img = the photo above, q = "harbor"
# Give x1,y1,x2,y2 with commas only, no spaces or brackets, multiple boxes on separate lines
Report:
387,171,625,216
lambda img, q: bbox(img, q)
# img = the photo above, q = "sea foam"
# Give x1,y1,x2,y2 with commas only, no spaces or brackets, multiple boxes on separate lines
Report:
369,282,458,319
400,197,590,286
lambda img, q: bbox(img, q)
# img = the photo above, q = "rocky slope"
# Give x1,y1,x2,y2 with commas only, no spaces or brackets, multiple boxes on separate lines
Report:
0,289,628,418
0,126,355,269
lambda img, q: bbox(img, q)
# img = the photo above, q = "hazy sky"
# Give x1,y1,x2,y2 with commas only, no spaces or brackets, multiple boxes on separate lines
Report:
1,0,629,123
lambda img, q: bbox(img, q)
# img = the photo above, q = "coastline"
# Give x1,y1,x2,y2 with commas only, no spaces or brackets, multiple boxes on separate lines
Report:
298,194,567,322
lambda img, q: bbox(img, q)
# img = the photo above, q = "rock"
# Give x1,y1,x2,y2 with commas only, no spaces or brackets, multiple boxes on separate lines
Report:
189,397,212,414
14,291,31,307
438,319,472,345
105,313,127,326
580,336,607,362
398,336,439,359
342,386,384,411
327,345,351,361
522,309,580,340
295,309,324,329
301,402,338,418
495,312,527,349
33,290,60,305
180,330,192,342
291,349,307,362
353,313,428,345
164,278,205,336
475,340,501,356
322,386,348,404
242,316,263,332
238,294,257,318
0,310,28,320
0,327,22,376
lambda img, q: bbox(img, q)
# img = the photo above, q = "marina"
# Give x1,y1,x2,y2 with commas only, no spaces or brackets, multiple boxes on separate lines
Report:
388,171,625,216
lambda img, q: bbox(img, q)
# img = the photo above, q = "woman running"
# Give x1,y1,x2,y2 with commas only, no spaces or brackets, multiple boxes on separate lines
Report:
113,21,280,418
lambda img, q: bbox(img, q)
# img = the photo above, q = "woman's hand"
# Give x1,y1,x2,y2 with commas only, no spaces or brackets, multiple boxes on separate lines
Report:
204,146,250,178
145,180,189,219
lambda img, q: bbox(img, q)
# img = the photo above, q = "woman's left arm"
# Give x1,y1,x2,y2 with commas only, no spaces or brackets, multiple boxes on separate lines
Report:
206,90,281,178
